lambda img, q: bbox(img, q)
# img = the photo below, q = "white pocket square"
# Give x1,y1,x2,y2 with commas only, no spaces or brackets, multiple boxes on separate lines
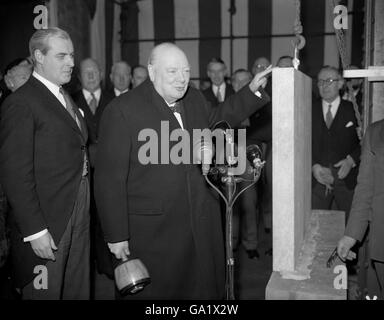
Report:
79,109,85,117
345,121,353,128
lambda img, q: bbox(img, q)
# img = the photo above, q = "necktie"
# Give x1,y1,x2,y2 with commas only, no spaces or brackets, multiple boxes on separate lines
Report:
216,87,223,103
89,92,98,115
325,104,333,129
59,87,81,130
169,102,181,114
60,88,87,176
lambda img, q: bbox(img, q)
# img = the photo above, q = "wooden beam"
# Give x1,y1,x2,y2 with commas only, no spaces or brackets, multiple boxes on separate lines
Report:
343,66,384,81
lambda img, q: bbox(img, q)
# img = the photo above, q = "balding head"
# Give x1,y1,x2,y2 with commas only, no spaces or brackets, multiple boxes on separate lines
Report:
148,43,190,103
277,56,293,68
110,61,131,92
252,57,270,75
4,63,33,92
79,58,102,92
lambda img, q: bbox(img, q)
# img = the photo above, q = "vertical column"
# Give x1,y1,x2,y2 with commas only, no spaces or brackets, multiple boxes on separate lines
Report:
272,68,312,272
372,0,384,122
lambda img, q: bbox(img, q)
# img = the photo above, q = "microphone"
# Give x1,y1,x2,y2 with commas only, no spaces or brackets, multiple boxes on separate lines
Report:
246,144,264,172
193,136,214,175
225,129,236,166
212,121,236,166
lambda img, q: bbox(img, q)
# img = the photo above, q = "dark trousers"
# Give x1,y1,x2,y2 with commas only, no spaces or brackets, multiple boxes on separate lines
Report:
312,172,354,222
22,177,90,300
233,182,258,251
261,143,272,229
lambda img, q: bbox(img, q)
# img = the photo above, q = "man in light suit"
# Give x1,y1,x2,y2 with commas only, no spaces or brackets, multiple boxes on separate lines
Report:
0,28,90,299
312,66,361,219
94,43,271,299
337,119,384,299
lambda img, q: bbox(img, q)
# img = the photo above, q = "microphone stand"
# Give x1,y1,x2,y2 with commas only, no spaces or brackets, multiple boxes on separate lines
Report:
204,149,264,300
222,172,237,300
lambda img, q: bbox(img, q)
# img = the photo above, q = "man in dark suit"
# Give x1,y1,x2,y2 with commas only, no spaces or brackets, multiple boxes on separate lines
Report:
337,119,384,299
230,68,260,259
131,64,148,89
72,58,114,282
72,58,114,167
202,57,235,108
94,43,271,299
109,61,131,97
312,66,361,219
250,57,273,239
0,27,90,299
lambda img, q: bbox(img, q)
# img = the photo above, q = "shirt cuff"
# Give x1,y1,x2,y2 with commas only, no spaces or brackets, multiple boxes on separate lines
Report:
23,229,48,242
254,90,262,98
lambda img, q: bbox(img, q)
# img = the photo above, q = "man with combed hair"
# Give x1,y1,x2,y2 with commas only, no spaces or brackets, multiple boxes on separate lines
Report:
312,66,361,217
110,61,131,96
73,58,113,167
0,27,90,299
94,42,271,299
202,57,235,108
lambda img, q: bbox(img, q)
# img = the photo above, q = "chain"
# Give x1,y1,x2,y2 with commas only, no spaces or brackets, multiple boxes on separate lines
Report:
292,0,305,69
294,0,303,35
332,0,362,139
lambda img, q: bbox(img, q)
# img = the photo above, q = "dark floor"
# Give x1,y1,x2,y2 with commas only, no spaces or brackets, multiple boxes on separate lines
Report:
234,224,273,299
0,219,273,300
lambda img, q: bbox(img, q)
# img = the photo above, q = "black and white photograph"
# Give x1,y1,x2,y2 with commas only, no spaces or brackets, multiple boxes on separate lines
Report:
0,0,383,309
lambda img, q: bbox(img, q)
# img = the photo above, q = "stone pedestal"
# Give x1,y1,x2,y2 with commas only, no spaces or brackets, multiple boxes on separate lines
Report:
271,68,312,272
266,210,347,300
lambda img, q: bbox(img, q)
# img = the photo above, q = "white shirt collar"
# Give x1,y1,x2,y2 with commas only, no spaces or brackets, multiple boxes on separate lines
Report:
32,71,61,99
114,88,129,97
82,88,101,102
322,96,341,119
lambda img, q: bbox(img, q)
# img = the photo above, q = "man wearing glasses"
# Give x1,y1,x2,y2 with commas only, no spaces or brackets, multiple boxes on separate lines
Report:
311,66,361,221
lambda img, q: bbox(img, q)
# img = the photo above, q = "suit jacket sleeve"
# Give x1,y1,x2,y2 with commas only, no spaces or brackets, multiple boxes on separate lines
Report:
0,100,47,237
208,86,270,129
94,102,130,243
349,140,361,165
344,125,373,242
246,106,272,143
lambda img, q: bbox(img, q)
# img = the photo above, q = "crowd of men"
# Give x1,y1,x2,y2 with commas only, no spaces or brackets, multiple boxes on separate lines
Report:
0,27,383,300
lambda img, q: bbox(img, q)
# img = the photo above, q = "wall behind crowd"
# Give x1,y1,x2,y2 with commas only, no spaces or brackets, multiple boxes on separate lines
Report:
0,0,364,87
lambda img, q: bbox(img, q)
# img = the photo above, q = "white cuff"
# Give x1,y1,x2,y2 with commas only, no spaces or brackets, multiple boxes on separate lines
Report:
254,90,262,98
23,229,48,242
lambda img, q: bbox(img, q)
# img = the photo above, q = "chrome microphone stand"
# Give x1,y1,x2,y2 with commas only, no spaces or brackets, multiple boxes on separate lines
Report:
204,145,265,300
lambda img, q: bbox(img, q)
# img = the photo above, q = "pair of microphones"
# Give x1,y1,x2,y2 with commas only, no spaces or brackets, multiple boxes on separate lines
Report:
194,121,263,176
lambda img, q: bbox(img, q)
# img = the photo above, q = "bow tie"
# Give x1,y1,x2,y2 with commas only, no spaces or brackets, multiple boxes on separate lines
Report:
169,102,181,114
